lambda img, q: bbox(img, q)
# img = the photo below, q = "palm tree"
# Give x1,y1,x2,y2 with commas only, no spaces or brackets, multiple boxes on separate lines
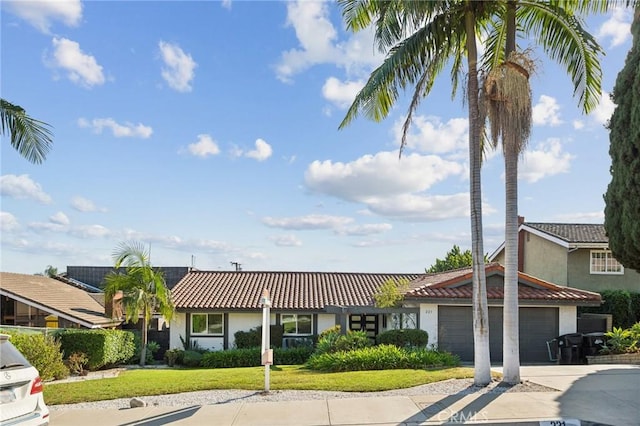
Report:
1,98,53,164
104,241,174,366
338,0,496,385
482,0,608,384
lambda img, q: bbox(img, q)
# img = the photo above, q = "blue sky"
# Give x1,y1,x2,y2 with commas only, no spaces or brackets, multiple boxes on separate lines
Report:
0,1,635,275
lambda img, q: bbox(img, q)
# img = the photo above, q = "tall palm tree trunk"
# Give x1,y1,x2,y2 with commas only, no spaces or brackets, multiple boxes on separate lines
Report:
466,3,491,386
503,144,520,382
502,0,521,384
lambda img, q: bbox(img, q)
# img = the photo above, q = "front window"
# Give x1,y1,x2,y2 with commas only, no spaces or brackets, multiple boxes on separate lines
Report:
388,312,417,330
281,314,312,335
590,250,624,275
191,313,223,335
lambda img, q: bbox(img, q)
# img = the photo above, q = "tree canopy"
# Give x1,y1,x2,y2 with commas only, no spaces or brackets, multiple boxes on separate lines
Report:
604,5,640,272
426,244,486,273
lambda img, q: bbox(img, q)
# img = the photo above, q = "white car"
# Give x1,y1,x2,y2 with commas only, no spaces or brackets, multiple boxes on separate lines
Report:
0,334,49,426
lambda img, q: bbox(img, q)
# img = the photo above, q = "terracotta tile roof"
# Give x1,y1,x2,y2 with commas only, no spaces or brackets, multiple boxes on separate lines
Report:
406,263,601,304
525,223,607,244
171,271,422,310
0,272,121,328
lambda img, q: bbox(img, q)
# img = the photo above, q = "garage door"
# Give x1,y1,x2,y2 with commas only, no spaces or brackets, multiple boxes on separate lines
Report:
438,306,558,363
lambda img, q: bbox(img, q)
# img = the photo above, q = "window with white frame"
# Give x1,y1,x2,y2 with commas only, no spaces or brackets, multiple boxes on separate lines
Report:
281,313,312,335
388,312,417,330
590,250,624,275
191,313,223,335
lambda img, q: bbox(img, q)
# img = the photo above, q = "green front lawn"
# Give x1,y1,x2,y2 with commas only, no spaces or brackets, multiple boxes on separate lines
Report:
44,365,477,405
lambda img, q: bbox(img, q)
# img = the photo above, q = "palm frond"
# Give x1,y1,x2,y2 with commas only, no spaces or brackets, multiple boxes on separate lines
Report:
1,98,53,164
518,1,604,113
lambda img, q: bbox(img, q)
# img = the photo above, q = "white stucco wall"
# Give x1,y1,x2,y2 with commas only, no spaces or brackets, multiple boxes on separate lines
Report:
317,314,336,334
169,312,187,350
558,305,577,335
228,313,265,348
419,303,439,349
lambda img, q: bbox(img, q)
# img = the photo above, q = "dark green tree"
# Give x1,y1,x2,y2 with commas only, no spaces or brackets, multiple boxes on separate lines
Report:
427,245,475,273
605,6,640,272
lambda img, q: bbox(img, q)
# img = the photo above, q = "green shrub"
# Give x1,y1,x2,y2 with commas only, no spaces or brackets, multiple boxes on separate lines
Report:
377,329,429,348
58,329,135,370
182,350,204,367
127,333,160,365
314,330,371,355
201,348,260,368
8,333,69,380
601,323,640,354
318,325,340,339
306,345,459,372
274,347,314,365
164,348,184,367
234,329,261,349
581,290,639,329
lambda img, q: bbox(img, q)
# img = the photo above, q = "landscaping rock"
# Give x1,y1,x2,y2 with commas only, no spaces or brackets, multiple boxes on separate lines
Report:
130,397,148,408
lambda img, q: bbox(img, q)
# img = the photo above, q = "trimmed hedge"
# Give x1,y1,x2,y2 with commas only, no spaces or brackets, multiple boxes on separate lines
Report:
201,347,313,368
376,329,429,348
306,344,460,372
57,329,135,370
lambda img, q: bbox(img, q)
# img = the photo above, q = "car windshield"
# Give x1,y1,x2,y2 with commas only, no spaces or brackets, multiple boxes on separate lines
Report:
0,337,32,370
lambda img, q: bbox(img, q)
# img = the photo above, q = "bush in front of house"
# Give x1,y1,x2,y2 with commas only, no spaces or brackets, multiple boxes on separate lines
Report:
182,350,205,367
306,344,460,372
275,346,314,364
6,332,69,380
580,290,640,329
376,329,429,348
57,329,135,370
126,331,160,365
600,322,640,354
200,347,314,368
234,325,285,349
314,330,372,355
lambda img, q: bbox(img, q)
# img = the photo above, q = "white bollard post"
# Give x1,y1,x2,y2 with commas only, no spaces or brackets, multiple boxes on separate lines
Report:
260,289,272,392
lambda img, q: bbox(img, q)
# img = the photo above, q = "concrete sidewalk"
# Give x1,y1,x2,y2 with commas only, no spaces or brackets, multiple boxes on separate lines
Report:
48,364,640,426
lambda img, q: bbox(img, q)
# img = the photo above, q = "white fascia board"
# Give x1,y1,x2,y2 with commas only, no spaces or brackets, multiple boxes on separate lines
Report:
488,242,506,261
0,289,104,329
521,225,570,248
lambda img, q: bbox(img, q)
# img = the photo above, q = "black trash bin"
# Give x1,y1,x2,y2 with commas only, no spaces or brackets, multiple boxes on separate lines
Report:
556,333,583,364
583,332,607,357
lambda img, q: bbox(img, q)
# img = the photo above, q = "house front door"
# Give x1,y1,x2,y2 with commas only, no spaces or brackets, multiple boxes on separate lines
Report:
349,314,378,341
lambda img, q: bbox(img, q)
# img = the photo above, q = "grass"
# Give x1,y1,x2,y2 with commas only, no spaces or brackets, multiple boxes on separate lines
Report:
43,365,476,405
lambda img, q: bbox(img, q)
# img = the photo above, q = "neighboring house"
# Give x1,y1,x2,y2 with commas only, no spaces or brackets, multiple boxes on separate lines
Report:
65,266,190,290
0,272,121,329
489,219,640,293
170,265,600,363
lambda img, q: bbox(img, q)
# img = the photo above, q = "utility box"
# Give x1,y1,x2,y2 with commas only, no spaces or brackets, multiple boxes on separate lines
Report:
262,349,273,365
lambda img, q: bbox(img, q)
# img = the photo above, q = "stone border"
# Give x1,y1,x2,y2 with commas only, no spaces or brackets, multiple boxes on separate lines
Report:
586,353,640,365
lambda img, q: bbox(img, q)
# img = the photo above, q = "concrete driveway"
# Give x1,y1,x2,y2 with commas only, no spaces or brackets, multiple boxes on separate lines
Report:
495,364,640,426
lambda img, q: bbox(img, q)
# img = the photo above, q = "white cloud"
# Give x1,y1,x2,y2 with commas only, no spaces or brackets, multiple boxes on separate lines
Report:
48,37,105,88
305,151,464,202
590,91,615,126
221,0,232,10
50,211,70,226
337,223,392,236
78,117,153,138
245,139,273,161
71,196,106,212
322,77,364,108
532,95,562,126
275,1,382,82
598,7,633,48
395,115,469,155
269,234,302,247
520,138,574,183
0,211,20,233
69,224,110,239
3,0,82,33
159,41,197,92
0,174,52,204
262,214,354,230
187,134,220,158
365,193,472,221
572,120,584,130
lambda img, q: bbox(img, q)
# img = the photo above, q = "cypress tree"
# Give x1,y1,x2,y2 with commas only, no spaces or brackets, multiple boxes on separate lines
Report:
604,6,640,272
